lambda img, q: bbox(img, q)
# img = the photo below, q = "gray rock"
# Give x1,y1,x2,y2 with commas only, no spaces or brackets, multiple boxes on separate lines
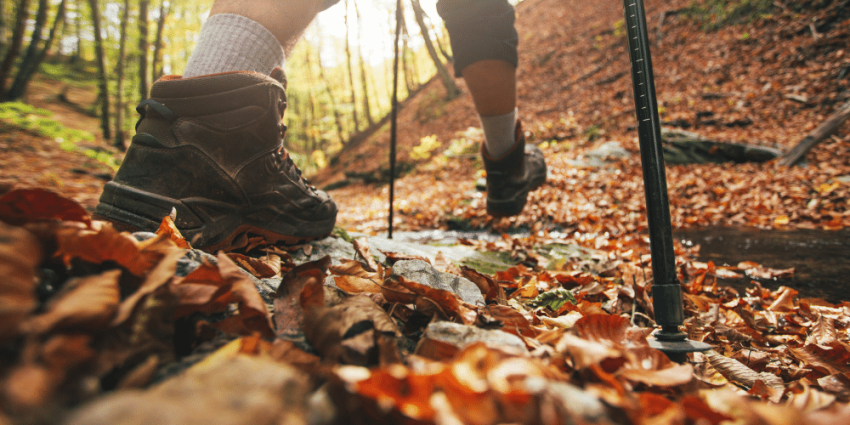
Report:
568,141,631,168
391,259,484,306
291,236,355,266
421,322,527,355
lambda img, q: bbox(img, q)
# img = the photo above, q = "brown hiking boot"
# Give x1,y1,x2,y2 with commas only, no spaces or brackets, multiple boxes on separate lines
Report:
95,70,337,250
482,121,547,217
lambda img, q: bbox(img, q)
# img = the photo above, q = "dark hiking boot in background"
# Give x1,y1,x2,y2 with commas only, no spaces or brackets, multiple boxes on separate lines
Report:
95,70,337,250
482,122,547,217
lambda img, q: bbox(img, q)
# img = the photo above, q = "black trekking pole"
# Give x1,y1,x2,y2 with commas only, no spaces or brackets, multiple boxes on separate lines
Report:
388,0,402,239
621,0,710,361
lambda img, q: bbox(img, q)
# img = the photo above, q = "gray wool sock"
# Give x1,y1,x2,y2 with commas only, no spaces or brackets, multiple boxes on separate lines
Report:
480,108,518,157
183,14,285,78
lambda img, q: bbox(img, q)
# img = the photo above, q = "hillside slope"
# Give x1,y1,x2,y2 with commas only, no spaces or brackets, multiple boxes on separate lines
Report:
318,0,849,234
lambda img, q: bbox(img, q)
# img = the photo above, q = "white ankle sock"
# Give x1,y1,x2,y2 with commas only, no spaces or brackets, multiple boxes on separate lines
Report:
478,108,517,158
183,14,285,78
480,108,518,157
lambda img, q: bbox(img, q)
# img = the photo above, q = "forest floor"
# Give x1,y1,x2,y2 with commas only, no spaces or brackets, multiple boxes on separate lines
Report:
2,0,850,424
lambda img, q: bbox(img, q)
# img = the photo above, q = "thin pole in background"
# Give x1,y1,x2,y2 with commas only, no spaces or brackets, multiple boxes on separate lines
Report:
388,0,402,239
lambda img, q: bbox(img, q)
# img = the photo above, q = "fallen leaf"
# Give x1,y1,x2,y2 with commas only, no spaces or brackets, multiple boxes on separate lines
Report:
273,256,330,338
0,222,42,341
352,238,379,272
22,269,121,334
155,213,191,249
330,259,383,293
0,188,91,227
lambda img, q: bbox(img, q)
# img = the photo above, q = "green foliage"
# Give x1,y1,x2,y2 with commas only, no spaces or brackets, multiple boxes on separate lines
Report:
39,62,98,89
0,102,93,144
0,102,121,170
529,288,577,311
410,134,441,160
686,0,775,30
444,127,483,157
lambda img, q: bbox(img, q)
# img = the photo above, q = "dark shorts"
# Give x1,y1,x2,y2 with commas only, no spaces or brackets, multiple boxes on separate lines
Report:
321,0,518,77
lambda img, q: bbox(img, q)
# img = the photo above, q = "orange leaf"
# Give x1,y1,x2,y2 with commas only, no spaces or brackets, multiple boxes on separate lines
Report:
156,214,191,249
56,222,178,276
0,188,91,227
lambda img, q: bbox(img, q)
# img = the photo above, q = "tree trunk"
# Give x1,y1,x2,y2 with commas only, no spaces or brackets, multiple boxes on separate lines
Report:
7,0,66,100
88,0,111,140
72,0,83,63
114,0,130,150
777,99,850,167
311,46,346,145
6,0,49,100
410,0,459,99
401,19,416,94
151,0,169,81
138,0,149,100
0,0,7,48
353,0,373,126
343,0,359,132
0,0,33,100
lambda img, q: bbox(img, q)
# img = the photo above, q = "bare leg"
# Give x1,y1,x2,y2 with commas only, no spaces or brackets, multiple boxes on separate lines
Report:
209,0,327,54
461,59,516,116
462,59,518,157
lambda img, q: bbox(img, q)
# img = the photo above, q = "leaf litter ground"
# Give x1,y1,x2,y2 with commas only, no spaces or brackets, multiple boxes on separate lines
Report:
1,188,849,424
1,0,850,423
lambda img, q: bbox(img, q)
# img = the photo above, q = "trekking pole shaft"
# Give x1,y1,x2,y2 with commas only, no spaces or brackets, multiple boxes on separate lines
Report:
622,0,684,336
389,0,402,239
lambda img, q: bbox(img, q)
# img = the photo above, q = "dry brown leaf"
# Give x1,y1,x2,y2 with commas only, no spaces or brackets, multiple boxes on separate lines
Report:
22,269,121,334
680,395,733,425
572,313,630,346
0,188,91,227
768,287,799,312
0,221,42,341
788,343,850,376
273,256,330,338
786,383,837,413
330,259,383,293
620,347,695,387
303,291,399,366
352,238,379,272
817,373,850,402
706,350,785,391
384,276,477,325
211,253,275,338
807,315,838,346
227,253,279,278
113,249,184,326
56,222,177,276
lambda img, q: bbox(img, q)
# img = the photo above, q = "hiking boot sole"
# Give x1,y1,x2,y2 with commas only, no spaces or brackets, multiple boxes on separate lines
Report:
95,182,334,250
486,172,547,217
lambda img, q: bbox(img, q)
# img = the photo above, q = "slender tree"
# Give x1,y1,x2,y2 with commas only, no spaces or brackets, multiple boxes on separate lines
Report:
310,45,345,145
114,0,131,150
0,0,6,47
72,0,84,63
138,0,150,100
410,0,459,99
353,0,373,126
343,0,360,132
8,0,67,100
88,0,111,140
151,0,169,81
0,0,33,100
